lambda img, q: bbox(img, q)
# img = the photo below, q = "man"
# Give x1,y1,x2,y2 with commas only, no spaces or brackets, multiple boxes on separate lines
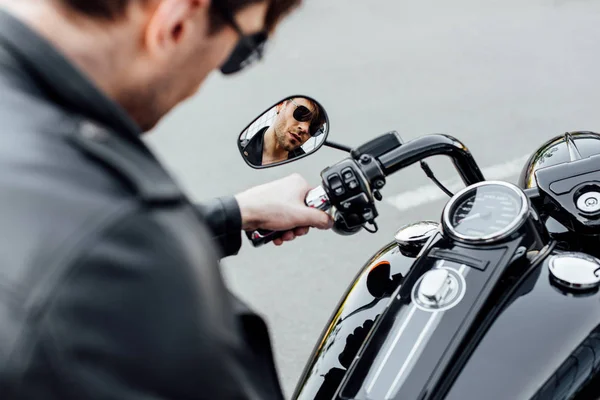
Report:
0,0,332,399
241,97,325,166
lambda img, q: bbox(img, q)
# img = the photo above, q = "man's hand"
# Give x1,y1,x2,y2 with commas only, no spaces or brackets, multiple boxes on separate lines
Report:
234,173,333,246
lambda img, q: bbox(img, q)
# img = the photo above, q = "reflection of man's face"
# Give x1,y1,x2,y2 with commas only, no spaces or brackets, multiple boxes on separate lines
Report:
273,98,316,152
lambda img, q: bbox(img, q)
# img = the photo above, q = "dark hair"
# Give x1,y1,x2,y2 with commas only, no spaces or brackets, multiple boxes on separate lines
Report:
59,0,134,19
306,99,325,130
60,0,301,33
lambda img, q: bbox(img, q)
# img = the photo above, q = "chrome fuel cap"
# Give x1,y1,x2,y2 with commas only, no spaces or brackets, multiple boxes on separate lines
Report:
395,221,439,257
420,269,453,304
576,192,600,214
548,253,600,291
412,267,466,311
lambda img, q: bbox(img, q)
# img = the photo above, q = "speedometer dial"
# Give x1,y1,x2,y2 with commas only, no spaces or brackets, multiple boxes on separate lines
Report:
442,181,529,243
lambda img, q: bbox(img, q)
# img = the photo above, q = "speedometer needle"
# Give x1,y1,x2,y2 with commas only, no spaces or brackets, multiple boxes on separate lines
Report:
460,213,480,222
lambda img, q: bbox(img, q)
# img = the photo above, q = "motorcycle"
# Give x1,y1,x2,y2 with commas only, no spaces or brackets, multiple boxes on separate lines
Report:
236,95,600,400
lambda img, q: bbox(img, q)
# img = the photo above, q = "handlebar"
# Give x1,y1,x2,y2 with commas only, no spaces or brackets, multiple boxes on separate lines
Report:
246,186,331,247
378,134,485,186
247,134,489,247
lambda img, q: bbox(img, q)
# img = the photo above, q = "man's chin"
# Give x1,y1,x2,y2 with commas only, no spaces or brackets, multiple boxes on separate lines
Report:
136,115,163,133
285,140,302,151
119,93,168,134
137,101,182,133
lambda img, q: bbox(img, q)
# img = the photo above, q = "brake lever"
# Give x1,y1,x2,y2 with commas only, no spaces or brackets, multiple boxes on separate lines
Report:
246,186,331,247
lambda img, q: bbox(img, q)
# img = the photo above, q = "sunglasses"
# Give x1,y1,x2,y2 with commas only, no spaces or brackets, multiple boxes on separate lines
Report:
288,99,324,137
289,99,314,122
212,2,268,75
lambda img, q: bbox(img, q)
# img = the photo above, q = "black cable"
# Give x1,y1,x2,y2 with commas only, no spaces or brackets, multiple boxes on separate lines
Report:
324,140,353,153
420,161,454,197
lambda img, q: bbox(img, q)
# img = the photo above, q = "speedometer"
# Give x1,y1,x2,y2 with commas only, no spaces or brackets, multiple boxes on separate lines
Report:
442,181,530,243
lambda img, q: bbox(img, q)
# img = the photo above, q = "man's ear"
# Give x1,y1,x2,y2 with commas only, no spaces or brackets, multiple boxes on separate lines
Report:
144,0,210,59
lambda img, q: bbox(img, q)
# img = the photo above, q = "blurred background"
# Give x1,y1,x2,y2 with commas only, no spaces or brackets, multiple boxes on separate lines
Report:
144,0,600,396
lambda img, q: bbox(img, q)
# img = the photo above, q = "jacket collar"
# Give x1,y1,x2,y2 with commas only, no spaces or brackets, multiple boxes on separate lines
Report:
242,126,267,166
0,8,143,138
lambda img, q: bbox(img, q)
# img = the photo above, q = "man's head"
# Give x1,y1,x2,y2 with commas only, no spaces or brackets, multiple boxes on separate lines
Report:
18,0,301,131
271,97,324,152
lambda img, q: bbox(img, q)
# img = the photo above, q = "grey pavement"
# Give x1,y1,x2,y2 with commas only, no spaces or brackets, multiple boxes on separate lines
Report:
144,0,600,397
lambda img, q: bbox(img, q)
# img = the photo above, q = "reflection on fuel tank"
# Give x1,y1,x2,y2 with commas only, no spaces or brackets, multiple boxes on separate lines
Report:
314,318,378,400
531,324,600,400
293,242,415,400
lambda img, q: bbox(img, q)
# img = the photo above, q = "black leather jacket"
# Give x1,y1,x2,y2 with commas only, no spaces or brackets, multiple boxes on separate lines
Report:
0,10,283,400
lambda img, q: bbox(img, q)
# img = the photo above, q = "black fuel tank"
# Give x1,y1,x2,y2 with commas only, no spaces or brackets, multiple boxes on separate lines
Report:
331,242,600,400
292,241,417,400
444,252,600,400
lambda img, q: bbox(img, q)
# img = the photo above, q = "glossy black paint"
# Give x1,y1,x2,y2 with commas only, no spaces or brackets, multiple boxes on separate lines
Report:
336,231,543,400
518,131,600,189
532,325,600,400
444,253,600,400
536,154,600,234
350,131,403,160
378,134,485,186
517,131,600,257
293,131,600,400
291,242,416,400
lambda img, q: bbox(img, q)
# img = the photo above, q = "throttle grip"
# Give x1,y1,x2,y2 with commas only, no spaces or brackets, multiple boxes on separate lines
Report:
246,229,286,247
247,186,331,247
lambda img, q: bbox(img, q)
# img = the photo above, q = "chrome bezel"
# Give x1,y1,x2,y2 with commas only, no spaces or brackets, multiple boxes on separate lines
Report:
441,180,531,244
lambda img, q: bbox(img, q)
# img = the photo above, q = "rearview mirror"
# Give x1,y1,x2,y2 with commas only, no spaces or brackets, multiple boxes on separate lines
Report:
237,95,330,168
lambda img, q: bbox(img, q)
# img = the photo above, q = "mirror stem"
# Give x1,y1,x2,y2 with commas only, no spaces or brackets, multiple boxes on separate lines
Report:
324,140,352,153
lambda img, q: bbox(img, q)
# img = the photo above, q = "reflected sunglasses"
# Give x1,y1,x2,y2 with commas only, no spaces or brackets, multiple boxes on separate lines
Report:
212,1,268,75
289,99,314,122
288,99,324,137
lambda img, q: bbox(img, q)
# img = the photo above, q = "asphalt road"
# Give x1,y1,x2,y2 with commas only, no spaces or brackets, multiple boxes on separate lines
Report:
145,0,600,397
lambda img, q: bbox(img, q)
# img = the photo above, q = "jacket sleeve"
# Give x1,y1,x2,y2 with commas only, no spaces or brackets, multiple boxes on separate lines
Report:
194,195,243,258
34,209,282,400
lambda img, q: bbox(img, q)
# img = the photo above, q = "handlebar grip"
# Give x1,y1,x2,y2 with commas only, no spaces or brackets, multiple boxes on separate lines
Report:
247,186,331,248
246,229,286,247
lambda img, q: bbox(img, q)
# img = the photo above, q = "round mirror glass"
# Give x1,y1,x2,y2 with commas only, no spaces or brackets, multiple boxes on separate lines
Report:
238,95,329,168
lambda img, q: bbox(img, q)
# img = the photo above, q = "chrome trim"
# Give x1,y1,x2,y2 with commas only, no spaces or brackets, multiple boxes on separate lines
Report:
365,252,444,396
419,269,452,304
384,264,469,398
576,191,600,214
365,263,470,398
441,180,530,244
394,221,440,257
548,252,600,291
412,267,466,312
385,307,442,399
365,305,417,394
305,185,331,212
565,132,583,161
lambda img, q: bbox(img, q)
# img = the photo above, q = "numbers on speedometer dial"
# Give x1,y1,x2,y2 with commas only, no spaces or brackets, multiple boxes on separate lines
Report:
449,185,524,240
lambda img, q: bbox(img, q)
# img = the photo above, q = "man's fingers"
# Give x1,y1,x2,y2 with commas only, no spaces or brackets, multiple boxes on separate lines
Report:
294,226,310,236
282,231,295,241
272,228,311,247
273,230,295,246
302,208,333,230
